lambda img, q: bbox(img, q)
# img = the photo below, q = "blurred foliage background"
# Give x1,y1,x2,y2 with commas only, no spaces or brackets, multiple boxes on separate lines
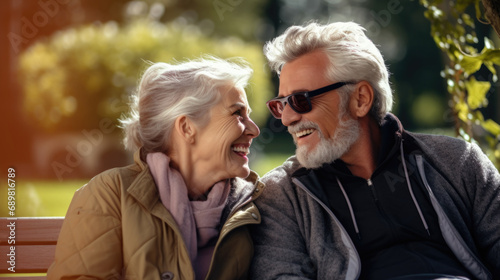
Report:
19,19,271,131
0,0,499,216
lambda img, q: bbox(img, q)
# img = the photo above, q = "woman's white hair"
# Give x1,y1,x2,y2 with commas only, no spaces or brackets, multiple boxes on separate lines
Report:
120,56,253,153
264,21,393,123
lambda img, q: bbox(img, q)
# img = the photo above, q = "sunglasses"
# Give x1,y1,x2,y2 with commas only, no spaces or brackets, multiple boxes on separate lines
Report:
266,81,352,119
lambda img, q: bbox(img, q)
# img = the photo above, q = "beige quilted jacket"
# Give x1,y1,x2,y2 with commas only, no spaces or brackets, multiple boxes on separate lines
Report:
47,150,264,280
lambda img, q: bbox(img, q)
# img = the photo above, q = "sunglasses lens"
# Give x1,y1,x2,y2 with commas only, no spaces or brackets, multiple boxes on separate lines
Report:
267,93,312,119
268,100,284,118
289,93,310,113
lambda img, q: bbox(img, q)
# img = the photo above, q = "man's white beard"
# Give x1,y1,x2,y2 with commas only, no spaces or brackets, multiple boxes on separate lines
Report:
294,115,360,169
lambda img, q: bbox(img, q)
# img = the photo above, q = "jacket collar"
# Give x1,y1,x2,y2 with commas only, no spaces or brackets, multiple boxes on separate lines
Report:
221,170,264,222
126,149,174,222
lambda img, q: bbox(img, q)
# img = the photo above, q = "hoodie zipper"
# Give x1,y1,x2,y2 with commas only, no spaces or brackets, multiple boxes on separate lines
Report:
364,177,402,243
330,141,432,257
367,178,378,201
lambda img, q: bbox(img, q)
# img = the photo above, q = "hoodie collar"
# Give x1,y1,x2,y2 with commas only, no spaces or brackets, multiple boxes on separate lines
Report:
376,113,405,167
332,113,405,176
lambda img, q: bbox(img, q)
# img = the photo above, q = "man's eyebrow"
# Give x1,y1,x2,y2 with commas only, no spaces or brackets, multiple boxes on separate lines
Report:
291,88,310,93
278,88,309,98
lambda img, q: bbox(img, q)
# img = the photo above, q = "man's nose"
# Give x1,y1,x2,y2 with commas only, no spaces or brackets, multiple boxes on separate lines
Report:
281,103,301,127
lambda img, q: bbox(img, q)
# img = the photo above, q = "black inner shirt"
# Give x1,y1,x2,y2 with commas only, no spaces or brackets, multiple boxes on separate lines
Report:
309,117,472,280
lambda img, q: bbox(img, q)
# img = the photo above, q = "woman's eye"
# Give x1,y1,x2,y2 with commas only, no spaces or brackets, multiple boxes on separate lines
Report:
233,110,242,116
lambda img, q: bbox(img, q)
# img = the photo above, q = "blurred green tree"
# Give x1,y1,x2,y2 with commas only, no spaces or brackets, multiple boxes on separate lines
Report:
18,18,272,133
420,0,500,168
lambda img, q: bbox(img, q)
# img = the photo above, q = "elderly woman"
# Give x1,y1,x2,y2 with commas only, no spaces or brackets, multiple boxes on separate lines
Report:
47,57,263,280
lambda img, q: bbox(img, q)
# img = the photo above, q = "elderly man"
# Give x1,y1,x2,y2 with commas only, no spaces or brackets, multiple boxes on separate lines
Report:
250,22,500,280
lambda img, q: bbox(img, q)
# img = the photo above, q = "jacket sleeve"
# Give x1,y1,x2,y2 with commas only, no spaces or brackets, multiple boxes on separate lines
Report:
47,172,123,280
249,164,315,279
466,143,500,278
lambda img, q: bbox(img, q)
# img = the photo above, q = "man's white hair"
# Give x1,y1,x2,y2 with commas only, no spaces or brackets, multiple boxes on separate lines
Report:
264,21,393,123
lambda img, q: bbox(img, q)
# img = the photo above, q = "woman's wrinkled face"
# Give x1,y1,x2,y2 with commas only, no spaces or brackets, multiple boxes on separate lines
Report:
193,86,260,180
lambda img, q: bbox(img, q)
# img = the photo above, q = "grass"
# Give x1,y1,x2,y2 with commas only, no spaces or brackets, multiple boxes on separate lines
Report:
0,180,85,217
251,152,291,175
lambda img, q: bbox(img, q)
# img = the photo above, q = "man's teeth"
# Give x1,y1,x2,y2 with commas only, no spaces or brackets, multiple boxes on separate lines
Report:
296,129,314,138
232,146,249,154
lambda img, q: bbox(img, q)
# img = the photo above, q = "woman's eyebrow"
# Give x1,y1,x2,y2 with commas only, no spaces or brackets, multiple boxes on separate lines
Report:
230,102,252,114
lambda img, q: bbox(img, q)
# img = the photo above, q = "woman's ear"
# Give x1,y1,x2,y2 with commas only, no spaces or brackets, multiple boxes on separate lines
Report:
174,116,196,144
350,81,374,118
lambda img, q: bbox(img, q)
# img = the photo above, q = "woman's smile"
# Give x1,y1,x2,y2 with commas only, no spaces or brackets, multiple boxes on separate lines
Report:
231,143,251,159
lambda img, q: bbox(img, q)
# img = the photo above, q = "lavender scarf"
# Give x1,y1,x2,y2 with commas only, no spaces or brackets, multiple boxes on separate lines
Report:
146,152,230,279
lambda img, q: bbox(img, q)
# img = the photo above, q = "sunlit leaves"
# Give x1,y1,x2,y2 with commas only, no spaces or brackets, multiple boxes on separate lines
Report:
460,45,500,74
454,101,468,123
460,53,483,74
465,76,490,109
461,13,475,27
419,0,500,168
483,119,500,135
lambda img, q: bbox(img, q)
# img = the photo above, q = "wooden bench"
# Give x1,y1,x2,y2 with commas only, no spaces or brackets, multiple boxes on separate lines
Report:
0,217,63,279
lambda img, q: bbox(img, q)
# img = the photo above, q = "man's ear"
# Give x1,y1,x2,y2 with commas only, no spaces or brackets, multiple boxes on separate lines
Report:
350,81,374,118
174,116,196,144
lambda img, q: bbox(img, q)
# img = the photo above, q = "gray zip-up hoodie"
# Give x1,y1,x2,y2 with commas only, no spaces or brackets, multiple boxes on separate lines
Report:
250,117,500,279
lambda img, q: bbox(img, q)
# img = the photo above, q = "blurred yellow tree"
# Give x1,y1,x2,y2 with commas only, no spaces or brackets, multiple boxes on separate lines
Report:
19,18,272,132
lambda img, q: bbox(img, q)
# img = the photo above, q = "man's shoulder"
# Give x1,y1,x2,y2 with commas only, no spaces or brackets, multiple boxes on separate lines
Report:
252,156,301,211
406,130,464,145
261,155,302,185
404,131,490,176
406,131,471,156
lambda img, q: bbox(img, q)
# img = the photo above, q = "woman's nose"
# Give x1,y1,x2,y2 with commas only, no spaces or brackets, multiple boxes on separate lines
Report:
245,118,260,138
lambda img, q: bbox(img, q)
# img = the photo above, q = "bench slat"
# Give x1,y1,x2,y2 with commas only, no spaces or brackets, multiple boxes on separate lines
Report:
0,244,56,273
0,276,45,280
0,217,63,279
0,217,63,245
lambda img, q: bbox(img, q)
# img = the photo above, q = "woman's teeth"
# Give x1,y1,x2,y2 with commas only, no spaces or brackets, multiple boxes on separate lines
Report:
296,129,314,138
232,146,249,155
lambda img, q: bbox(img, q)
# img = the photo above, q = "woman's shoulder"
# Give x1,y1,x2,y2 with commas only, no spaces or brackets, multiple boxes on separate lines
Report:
75,161,146,201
